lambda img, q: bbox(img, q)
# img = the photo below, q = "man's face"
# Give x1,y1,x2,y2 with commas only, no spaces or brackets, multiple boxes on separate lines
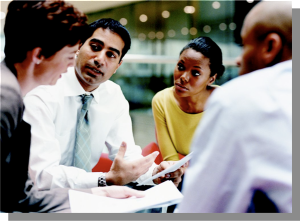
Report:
236,22,264,76
75,28,124,91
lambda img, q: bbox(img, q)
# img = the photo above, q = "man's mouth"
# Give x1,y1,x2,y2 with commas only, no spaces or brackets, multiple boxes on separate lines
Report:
86,66,103,76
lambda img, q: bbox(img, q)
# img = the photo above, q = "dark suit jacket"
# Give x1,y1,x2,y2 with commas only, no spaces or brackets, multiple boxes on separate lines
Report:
0,60,71,213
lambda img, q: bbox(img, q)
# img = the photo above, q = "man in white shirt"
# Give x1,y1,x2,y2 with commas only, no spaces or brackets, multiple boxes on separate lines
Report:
24,18,184,191
176,1,292,213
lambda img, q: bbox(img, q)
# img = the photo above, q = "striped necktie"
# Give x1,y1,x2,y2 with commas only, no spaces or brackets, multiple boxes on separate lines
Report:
73,94,94,171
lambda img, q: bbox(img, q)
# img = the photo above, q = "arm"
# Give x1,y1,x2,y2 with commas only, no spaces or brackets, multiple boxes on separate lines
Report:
23,93,101,190
152,93,179,161
102,90,158,185
18,174,145,212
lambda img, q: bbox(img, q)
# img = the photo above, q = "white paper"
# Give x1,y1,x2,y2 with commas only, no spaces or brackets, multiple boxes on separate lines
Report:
69,180,183,213
137,151,193,186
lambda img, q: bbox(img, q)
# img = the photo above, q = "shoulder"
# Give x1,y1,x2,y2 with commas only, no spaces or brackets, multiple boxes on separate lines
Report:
0,60,23,111
25,83,61,105
208,61,292,117
1,61,21,94
0,62,23,138
152,87,173,103
100,80,125,100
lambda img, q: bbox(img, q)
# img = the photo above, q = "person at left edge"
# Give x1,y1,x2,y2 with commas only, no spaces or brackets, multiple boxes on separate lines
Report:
0,1,145,213
23,18,184,190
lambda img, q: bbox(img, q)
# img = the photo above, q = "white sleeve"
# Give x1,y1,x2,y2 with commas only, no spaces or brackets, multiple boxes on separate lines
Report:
104,92,156,185
175,92,251,213
24,94,101,190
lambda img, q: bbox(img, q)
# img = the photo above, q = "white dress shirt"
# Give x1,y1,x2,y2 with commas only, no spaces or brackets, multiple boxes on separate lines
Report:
23,68,156,190
176,60,292,213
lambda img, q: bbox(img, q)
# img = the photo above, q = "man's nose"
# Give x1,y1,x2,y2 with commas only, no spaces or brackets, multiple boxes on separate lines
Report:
94,51,105,67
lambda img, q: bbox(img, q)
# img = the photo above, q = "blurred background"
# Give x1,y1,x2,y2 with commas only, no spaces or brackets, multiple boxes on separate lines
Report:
0,0,260,149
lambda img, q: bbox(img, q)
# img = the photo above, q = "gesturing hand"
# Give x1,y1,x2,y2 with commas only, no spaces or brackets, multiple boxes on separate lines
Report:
152,161,187,187
106,142,159,186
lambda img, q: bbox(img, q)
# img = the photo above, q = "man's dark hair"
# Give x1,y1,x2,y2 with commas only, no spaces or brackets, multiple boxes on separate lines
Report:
180,36,225,79
4,0,88,64
87,18,131,61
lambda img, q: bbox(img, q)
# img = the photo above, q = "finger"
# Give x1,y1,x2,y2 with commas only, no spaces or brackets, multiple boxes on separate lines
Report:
123,187,145,198
115,141,127,160
172,176,182,187
165,167,184,179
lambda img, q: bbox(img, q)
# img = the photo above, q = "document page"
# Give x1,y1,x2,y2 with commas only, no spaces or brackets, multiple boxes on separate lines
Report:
137,151,193,186
69,180,183,213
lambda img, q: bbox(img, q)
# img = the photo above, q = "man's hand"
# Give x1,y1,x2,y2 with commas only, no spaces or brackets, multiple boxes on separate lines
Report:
91,186,145,199
152,161,188,187
106,142,159,186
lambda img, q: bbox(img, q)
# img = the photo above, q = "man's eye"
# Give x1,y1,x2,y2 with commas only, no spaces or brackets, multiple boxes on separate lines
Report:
107,52,116,58
91,44,101,51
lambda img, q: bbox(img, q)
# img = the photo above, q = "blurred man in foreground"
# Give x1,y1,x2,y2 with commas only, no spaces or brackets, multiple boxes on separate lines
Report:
176,1,292,213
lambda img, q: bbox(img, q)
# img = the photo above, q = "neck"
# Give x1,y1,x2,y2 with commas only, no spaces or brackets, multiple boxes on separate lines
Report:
14,62,38,97
173,87,214,114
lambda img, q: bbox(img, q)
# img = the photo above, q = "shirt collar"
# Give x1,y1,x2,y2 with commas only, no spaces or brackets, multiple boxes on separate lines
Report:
62,67,101,104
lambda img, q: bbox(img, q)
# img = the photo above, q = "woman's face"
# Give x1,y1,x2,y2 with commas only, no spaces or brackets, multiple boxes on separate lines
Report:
36,44,79,85
173,48,214,97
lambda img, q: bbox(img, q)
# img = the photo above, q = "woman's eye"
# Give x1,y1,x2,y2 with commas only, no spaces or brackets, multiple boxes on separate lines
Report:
192,71,200,76
177,63,184,70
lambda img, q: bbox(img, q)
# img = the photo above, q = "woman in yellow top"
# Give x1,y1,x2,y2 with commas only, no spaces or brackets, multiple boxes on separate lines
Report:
152,36,225,161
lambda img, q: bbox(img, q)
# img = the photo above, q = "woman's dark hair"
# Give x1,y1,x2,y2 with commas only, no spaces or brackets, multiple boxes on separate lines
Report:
180,36,225,79
4,0,88,64
86,18,131,62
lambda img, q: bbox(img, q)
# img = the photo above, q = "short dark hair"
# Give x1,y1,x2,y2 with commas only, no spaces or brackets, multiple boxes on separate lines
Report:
86,18,131,62
180,37,225,79
4,0,88,64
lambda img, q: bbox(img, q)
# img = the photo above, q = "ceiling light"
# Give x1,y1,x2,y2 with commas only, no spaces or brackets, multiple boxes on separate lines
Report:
156,32,164,40
184,6,195,14
168,30,176,37
203,25,211,33
219,23,227,31
138,33,146,41
229,23,236,30
139,14,148,22
181,27,189,35
190,27,197,35
119,18,127,26
212,2,221,9
162,10,170,18
148,31,155,39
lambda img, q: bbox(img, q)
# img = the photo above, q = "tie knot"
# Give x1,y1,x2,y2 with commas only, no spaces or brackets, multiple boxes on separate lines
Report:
81,94,93,110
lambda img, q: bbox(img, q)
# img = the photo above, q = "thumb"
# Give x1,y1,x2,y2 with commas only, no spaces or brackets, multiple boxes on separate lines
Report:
116,141,127,160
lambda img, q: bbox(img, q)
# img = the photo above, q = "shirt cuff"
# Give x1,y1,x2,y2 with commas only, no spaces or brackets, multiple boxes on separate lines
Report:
135,163,157,185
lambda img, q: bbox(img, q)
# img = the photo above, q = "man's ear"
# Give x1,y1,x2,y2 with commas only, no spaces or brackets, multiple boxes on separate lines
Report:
114,60,123,74
76,43,83,56
261,33,282,66
208,74,217,86
32,47,44,64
